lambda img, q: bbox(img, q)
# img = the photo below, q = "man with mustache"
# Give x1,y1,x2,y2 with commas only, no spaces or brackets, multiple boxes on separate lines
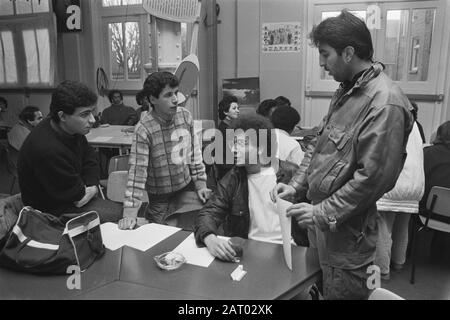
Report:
18,80,122,222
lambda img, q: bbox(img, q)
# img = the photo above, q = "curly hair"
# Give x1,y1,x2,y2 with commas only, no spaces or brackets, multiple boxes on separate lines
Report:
19,106,40,123
271,106,300,134
50,81,97,123
231,113,276,158
309,9,374,61
218,95,238,120
142,72,179,107
256,99,278,118
108,90,123,103
435,121,450,145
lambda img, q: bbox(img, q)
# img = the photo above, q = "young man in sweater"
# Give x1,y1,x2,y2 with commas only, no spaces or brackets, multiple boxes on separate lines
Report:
101,90,138,126
17,80,122,222
119,72,210,230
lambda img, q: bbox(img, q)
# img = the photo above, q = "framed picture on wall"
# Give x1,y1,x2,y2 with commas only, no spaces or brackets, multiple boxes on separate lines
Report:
222,77,260,116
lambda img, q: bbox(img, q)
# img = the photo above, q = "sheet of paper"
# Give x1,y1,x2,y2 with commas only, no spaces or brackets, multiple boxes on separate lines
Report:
90,136,113,143
276,198,293,271
100,222,180,252
172,233,229,268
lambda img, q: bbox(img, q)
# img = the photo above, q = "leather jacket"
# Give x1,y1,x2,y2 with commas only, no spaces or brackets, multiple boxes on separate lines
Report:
194,161,304,246
290,63,414,268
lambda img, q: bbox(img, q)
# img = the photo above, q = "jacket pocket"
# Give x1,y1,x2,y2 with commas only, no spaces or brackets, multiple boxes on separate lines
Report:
318,160,348,194
328,128,351,151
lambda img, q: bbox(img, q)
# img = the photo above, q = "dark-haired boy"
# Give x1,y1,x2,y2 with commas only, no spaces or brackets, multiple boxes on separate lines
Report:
101,90,138,126
18,81,122,221
119,72,210,230
194,114,303,262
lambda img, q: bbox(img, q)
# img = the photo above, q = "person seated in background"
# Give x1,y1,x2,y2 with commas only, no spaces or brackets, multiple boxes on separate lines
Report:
17,80,122,222
375,119,424,281
271,106,305,166
420,120,450,262
101,90,138,126
0,96,13,140
194,114,304,261
7,106,43,151
216,95,240,180
119,72,211,230
256,99,278,119
135,90,150,121
274,95,291,108
409,101,426,144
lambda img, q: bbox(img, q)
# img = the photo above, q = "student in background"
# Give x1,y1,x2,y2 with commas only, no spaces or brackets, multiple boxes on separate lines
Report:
274,96,291,108
119,72,210,230
271,106,304,166
195,114,304,261
17,81,122,222
216,95,240,180
135,90,150,121
256,99,277,119
375,120,424,281
0,97,17,140
101,90,138,126
8,106,43,151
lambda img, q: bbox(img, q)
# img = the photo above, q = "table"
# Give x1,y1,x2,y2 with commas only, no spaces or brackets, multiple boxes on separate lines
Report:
0,230,321,300
86,125,134,155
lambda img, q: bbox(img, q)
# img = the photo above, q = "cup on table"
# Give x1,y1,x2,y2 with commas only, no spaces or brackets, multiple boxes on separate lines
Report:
228,237,245,262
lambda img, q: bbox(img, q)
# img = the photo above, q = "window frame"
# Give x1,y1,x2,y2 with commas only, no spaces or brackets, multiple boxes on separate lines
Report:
307,0,444,95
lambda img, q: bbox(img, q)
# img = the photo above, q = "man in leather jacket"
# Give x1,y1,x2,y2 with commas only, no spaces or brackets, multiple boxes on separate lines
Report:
272,11,413,299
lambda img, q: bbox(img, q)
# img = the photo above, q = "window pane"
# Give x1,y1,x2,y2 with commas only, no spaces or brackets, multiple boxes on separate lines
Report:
36,28,50,83
408,9,435,81
125,22,141,80
109,23,125,80
1,31,18,83
320,11,367,80
16,0,33,14
103,0,141,6
103,0,121,6
0,0,14,16
32,0,49,13
23,30,40,83
384,10,409,81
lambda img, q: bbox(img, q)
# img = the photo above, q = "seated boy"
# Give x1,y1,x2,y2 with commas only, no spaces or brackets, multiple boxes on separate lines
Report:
194,114,303,261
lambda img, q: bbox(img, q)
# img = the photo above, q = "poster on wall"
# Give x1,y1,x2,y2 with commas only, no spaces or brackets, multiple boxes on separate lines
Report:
222,78,260,116
262,22,301,53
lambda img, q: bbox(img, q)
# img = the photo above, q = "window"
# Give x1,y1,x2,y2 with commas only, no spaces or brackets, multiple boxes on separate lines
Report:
308,1,444,94
98,1,189,89
0,0,55,88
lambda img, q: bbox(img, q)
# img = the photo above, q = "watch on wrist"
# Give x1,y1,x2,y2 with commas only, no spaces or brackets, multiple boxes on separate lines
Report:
327,216,337,232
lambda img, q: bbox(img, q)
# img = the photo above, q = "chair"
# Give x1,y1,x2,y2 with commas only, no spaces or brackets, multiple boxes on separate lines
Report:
410,186,450,284
99,154,130,189
368,288,404,300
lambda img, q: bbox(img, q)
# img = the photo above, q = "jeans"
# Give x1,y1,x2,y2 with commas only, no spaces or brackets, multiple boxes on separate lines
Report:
375,211,411,274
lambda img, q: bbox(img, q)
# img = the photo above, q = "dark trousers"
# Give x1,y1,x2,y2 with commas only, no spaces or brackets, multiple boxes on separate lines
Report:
322,263,372,300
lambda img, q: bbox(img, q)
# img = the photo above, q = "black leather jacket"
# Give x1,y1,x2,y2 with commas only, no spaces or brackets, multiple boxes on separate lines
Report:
194,161,304,247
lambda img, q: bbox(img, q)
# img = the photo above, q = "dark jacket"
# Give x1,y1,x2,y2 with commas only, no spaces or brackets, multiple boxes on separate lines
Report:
290,63,413,268
18,119,100,216
194,161,304,246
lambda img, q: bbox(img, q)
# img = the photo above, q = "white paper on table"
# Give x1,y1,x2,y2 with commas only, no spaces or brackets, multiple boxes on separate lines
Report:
90,136,113,143
276,198,293,271
172,233,229,268
100,222,180,252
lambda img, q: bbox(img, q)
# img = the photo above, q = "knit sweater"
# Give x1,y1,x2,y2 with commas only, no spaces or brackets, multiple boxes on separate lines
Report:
18,118,100,216
101,104,138,126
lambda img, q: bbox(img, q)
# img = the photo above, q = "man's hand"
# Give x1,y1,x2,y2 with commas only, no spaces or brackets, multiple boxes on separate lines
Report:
74,185,98,208
270,183,296,202
204,234,237,262
118,217,137,230
197,188,212,204
286,202,315,228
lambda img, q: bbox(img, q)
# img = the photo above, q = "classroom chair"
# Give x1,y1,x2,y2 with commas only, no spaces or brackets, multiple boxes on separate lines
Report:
410,186,450,284
99,154,130,189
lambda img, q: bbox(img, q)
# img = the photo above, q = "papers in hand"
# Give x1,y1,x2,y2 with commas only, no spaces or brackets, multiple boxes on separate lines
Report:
172,233,230,268
276,198,293,271
100,222,180,252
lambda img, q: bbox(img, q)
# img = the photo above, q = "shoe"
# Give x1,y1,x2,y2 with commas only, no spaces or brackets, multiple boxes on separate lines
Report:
391,262,404,271
380,272,390,281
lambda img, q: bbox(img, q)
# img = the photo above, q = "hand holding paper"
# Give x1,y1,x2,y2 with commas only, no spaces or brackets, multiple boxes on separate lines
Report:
276,197,293,271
